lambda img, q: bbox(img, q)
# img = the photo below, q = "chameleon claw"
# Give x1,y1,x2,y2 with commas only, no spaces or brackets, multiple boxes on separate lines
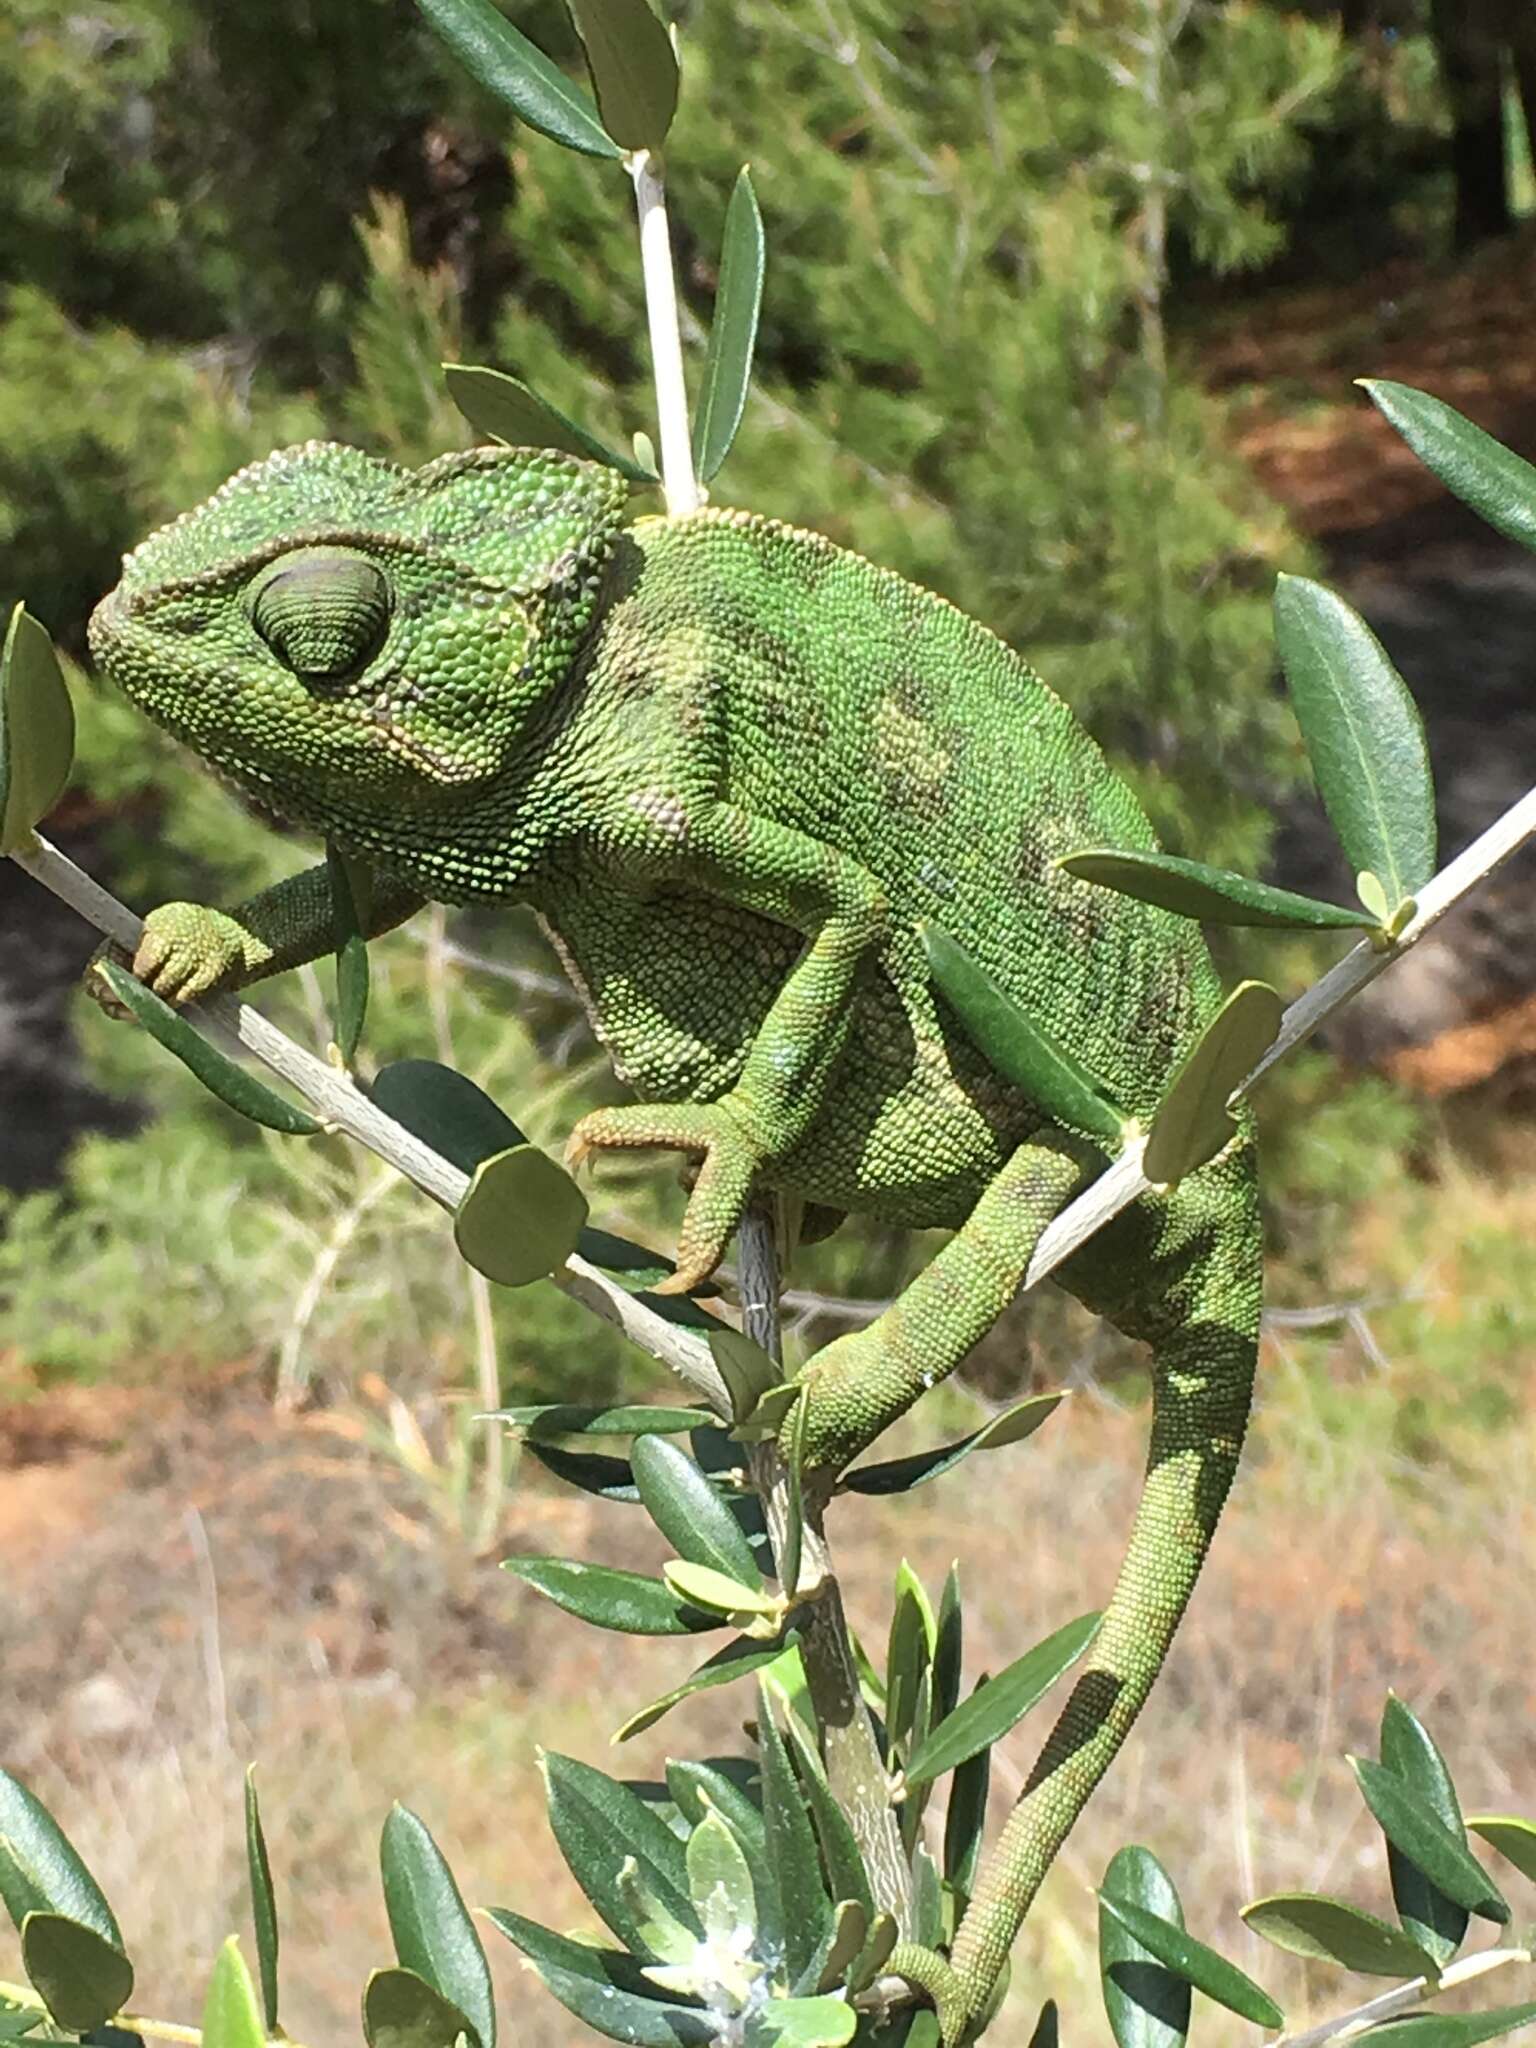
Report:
563,1129,595,1175
648,1267,696,1298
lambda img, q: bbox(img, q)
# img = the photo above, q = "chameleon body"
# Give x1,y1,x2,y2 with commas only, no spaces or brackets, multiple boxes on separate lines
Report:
89,442,1260,2025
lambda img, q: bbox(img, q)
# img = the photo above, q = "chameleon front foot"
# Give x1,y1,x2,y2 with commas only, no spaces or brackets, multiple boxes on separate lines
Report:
88,902,263,1014
566,1097,766,1292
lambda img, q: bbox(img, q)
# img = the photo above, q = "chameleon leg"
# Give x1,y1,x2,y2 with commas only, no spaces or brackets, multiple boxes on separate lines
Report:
795,1141,1087,1473
947,1161,1261,2023
570,803,888,1291
100,862,425,1005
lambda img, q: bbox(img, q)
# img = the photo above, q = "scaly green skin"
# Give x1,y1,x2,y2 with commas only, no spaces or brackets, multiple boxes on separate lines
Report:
89,443,1261,2033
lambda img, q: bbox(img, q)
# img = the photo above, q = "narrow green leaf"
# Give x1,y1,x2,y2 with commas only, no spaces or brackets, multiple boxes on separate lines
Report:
0,2014,40,2041
613,1635,793,1742
525,1440,639,1501
694,168,766,482
634,1434,763,1587
325,841,372,1067
576,1228,718,1308
910,1846,944,1949
663,1560,777,1617
1143,981,1279,1186
1351,1759,1507,1925
492,1402,705,1437
778,1389,807,1598
242,1769,280,2031
1357,870,1392,923
628,1282,730,1332
443,364,649,477
363,1967,475,2048
904,1612,1100,1789
0,1770,122,1945
886,1565,935,1760
744,1995,856,2048
902,2017,942,2048
618,1858,698,1967
369,1058,524,1172
1099,1849,1189,2048
687,1809,757,1947
487,1910,715,2047
566,0,678,151
666,1763,766,1868
812,1900,868,1994
502,1556,724,1635
201,1938,264,2048
841,1393,1063,1497
412,0,620,156
932,1566,963,1725
1099,1893,1283,2029
757,1681,832,1982
20,1915,133,2033
709,1329,784,1422
1353,2003,1536,2048
1240,1893,1439,1977
380,1804,496,2048
1027,1999,1059,2048
0,605,74,854
1273,573,1436,908
844,1912,897,1998
733,1382,801,1442
93,960,322,1136
542,1752,698,1955
901,1664,935,1854
923,922,1126,1142
453,1142,588,1286
1380,1697,1471,1963
1466,1816,1536,1883
942,1707,991,1897
1061,850,1372,930
1362,380,1536,553
782,1715,874,1919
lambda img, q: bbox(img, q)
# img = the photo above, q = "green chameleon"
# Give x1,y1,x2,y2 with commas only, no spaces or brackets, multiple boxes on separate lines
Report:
89,440,1259,2029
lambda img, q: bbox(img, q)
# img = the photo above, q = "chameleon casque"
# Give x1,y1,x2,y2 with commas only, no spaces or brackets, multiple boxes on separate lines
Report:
89,440,1260,2017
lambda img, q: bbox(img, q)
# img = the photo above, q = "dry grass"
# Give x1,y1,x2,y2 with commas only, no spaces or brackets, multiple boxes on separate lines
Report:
3,1343,1534,2044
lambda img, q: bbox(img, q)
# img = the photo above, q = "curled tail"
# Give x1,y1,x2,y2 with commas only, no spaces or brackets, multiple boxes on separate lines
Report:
948,1153,1261,2019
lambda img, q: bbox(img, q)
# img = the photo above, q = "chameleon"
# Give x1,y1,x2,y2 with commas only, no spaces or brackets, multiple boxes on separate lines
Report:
88,439,1260,2027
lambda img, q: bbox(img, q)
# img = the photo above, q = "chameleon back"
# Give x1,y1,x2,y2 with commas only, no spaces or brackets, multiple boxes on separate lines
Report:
549,506,1223,1229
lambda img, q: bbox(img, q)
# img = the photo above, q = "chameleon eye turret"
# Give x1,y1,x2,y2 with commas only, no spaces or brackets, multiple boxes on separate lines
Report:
248,549,391,682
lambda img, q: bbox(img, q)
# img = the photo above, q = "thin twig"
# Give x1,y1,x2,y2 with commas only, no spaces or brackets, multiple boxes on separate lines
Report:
10,834,729,1412
1024,783,1536,1290
629,150,698,518
739,1203,914,1931
0,1980,318,2048
1272,1945,1531,2048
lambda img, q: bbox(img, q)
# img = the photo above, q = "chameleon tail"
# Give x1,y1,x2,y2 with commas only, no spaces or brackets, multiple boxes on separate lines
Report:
948,1160,1262,2020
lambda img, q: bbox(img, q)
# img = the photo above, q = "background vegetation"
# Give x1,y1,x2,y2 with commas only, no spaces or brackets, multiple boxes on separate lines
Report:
1,0,1534,2034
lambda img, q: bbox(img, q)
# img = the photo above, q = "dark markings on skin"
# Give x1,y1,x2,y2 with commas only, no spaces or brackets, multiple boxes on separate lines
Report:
891,671,928,722
605,657,657,705
1016,823,1057,890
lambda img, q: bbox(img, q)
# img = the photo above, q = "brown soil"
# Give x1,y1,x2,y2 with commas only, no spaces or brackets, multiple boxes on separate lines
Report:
1203,228,1536,552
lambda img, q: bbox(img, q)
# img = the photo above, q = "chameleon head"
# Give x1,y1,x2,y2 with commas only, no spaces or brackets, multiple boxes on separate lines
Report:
88,440,630,832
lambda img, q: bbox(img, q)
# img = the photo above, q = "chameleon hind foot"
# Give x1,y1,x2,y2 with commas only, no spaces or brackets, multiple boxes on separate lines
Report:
566,1096,765,1292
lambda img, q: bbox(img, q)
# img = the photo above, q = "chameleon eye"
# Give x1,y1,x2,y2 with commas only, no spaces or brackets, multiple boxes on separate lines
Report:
249,550,391,680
